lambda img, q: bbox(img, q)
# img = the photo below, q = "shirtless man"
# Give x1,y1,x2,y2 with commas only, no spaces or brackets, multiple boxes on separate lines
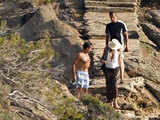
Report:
72,42,92,98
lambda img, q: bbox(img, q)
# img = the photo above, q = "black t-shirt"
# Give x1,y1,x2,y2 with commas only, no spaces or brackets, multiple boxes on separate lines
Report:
105,20,127,45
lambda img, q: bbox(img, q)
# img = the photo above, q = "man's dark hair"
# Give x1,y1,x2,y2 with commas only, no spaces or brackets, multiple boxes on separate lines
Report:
109,12,117,17
83,41,92,50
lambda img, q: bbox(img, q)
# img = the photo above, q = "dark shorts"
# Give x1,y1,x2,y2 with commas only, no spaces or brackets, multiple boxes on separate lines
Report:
103,67,120,102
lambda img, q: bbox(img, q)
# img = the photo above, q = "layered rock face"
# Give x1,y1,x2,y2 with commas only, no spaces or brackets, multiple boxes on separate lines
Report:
0,1,84,120
0,0,160,119
138,7,160,104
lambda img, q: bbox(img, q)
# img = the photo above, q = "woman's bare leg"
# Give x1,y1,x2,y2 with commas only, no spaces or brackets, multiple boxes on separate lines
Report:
113,98,119,109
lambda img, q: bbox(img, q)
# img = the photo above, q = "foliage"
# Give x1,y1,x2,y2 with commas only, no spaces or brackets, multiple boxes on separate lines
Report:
43,0,57,4
0,32,55,64
0,82,14,120
0,33,57,119
81,94,121,120
0,82,10,109
54,98,85,120
40,78,85,120
0,20,7,33
0,112,13,120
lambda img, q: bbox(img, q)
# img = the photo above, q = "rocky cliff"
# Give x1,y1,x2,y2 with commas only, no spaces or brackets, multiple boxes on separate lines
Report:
0,0,160,120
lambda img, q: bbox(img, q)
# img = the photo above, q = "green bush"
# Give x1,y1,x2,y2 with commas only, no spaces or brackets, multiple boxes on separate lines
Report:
54,98,85,120
39,78,85,120
0,20,7,32
43,0,57,4
0,112,13,120
0,82,13,120
81,94,121,120
0,32,55,65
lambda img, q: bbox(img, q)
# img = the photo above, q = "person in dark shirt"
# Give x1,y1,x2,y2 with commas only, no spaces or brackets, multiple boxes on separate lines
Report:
105,12,129,51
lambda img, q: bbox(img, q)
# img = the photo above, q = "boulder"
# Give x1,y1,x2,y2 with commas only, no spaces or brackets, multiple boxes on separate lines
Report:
19,3,82,83
141,23,160,48
149,10,160,28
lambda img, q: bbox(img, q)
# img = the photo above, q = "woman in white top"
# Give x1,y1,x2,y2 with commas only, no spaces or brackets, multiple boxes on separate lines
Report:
101,39,123,109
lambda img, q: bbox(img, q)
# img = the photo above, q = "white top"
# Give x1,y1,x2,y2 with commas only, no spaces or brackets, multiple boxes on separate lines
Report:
105,50,120,69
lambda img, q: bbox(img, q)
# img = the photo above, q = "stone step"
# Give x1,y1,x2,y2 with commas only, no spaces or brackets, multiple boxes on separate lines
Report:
128,39,140,50
85,20,138,29
145,80,160,101
93,45,105,49
146,81,160,93
91,40,105,44
93,43,105,48
91,38,141,59
86,21,139,37
84,12,138,23
85,20,138,30
91,39,106,43
87,24,138,33
85,6,136,13
85,1,137,8
88,30,139,39
89,77,144,93
85,12,138,20
85,0,137,2
87,30,139,40
91,37,138,43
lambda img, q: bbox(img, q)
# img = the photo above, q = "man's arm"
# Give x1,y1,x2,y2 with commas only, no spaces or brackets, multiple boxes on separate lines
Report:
72,53,81,82
105,33,109,47
124,31,129,52
101,32,109,64
101,48,107,64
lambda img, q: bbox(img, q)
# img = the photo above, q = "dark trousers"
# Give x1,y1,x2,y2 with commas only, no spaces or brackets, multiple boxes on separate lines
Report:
103,67,119,102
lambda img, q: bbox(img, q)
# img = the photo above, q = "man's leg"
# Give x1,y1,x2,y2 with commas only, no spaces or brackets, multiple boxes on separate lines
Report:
75,81,83,99
83,88,88,94
75,87,81,99
82,80,89,94
82,74,89,94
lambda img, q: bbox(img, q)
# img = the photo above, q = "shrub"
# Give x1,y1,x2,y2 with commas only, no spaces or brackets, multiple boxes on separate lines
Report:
40,79,85,120
0,20,7,33
81,94,121,120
